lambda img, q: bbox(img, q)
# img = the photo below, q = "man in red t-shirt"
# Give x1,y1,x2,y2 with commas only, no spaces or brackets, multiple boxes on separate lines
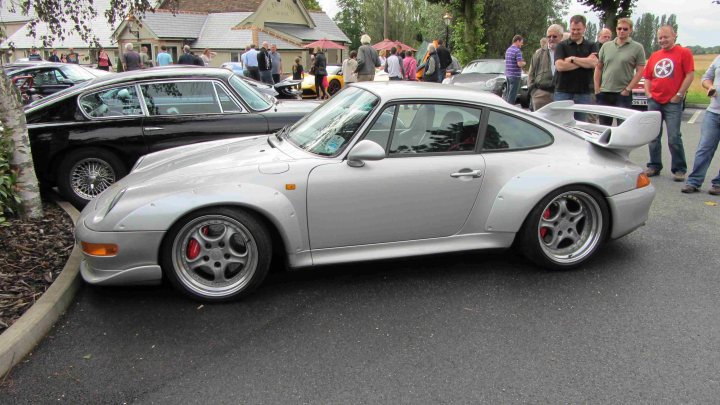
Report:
642,25,695,181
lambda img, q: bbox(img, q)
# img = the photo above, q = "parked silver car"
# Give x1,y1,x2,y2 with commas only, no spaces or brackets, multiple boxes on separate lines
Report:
76,82,660,302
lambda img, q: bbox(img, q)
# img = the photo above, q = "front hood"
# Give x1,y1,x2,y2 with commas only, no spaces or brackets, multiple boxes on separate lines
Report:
449,72,502,85
272,99,321,113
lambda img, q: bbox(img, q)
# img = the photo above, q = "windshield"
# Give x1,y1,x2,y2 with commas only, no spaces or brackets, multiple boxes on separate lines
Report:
59,65,101,81
326,65,341,76
229,75,272,110
462,60,505,74
286,87,379,156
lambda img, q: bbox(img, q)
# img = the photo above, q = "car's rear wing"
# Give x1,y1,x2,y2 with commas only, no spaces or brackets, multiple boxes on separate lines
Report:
533,101,661,156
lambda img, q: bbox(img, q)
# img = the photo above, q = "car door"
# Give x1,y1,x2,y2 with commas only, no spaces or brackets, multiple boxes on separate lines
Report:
306,102,486,249
139,80,269,153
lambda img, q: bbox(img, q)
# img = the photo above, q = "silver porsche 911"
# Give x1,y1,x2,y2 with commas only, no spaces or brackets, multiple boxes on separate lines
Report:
76,82,661,302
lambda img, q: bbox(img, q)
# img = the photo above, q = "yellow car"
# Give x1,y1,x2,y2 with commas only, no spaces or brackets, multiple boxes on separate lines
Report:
298,65,343,98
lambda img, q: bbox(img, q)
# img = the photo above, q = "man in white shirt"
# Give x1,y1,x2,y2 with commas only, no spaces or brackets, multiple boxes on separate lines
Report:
386,47,404,80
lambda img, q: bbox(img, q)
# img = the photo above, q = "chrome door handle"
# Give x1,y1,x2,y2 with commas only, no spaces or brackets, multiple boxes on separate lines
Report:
144,126,164,131
450,169,483,178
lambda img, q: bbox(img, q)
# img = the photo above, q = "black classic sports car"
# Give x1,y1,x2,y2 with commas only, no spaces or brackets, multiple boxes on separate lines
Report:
24,67,318,207
442,59,530,108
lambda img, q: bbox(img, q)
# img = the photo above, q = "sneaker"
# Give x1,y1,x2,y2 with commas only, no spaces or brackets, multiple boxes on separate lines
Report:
644,167,660,177
710,185,720,196
673,172,686,182
681,184,699,193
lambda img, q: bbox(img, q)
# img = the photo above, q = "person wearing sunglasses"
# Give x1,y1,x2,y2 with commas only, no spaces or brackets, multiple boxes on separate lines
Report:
528,24,564,110
594,18,646,125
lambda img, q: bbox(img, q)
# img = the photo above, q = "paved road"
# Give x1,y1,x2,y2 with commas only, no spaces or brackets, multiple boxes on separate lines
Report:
2,109,719,403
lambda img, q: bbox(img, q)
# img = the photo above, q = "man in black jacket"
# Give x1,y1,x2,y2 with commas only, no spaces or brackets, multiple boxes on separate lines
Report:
178,45,204,66
436,39,452,83
257,41,274,84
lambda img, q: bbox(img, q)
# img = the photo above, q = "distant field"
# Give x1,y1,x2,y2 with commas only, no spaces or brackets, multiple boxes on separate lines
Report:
687,53,717,105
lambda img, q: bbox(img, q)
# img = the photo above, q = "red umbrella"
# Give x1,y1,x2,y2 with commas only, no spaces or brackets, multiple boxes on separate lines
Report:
303,39,347,50
372,39,417,52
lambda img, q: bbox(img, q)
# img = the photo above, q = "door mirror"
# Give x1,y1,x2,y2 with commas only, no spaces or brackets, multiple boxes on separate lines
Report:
347,140,386,167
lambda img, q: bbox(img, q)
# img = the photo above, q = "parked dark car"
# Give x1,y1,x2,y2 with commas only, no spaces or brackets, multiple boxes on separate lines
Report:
7,63,111,103
442,59,530,108
24,67,319,207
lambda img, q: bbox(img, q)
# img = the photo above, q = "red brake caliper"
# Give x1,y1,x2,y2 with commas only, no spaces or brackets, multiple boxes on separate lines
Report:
186,226,208,260
539,208,550,239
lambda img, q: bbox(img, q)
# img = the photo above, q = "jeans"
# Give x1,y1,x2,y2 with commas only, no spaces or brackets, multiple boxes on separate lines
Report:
596,92,632,125
647,98,687,174
272,73,281,84
260,69,273,84
553,91,593,122
687,110,720,187
505,76,521,104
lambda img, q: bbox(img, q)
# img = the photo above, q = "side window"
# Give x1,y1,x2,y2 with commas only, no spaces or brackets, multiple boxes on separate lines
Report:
79,85,143,118
140,81,222,116
389,104,481,154
483,111,553,151
214,83,243,113
33,70,59,86
362,105,396,149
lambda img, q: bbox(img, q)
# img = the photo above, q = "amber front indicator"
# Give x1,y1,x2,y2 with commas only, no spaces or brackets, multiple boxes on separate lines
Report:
81,242,119,256
636,173,651,189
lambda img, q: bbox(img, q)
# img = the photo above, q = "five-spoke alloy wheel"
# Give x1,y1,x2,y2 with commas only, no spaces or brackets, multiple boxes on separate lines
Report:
162,208,272,302
520,186,609,269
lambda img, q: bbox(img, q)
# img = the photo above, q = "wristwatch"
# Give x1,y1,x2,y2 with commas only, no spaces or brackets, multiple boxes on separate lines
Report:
570,56,576,64
676,92,684,97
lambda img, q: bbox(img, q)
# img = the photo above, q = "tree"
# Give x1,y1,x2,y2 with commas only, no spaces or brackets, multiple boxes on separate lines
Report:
633,12,656,57
585,21,598,42
427,0,484,63
301,0,322,11
335,0,364,50
576,0,637,30
0,0,178,219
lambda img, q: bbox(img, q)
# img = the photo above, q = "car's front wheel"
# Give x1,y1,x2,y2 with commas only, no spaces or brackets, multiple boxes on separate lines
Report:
162,207,272,302
57,148,127,208
328,79,341,95
519,186,609,270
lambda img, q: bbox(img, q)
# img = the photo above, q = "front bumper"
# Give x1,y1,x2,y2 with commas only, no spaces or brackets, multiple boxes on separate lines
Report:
607,184,656,239
75,218,165,286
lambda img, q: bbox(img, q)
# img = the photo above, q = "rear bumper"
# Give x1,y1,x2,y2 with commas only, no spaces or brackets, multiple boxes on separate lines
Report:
607,185,656,239
75,219,165,286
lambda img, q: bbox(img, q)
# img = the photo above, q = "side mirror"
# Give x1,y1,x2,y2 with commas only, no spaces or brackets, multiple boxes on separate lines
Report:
347,140,386,167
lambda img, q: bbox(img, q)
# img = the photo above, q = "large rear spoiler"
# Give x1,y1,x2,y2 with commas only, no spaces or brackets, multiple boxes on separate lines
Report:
533,101,661,156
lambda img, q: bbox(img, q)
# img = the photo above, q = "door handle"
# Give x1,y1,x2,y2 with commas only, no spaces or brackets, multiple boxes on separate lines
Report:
450,169,483,178
144,127,164,131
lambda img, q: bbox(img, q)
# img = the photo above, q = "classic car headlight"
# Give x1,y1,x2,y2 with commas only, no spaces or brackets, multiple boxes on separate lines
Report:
485,78,497,88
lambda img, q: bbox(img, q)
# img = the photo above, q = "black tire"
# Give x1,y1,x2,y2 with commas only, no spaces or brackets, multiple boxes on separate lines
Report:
519,185,609,270
328,79,341,95
161,207,272,302
56,148,127,208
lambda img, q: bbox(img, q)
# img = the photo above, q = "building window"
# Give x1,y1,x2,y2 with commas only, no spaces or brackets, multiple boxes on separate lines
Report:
230,52,240,62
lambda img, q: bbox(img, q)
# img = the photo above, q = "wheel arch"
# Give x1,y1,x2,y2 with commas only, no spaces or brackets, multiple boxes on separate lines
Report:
50,144,135,186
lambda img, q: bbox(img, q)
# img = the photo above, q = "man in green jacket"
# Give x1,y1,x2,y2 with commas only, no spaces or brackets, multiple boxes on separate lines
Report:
528,24,563,110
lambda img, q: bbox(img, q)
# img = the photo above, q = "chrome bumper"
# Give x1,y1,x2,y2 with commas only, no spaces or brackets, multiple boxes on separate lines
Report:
607,185,656,239
75,219,165,286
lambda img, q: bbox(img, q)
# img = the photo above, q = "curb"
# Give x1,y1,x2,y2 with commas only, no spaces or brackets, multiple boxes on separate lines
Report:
0,199,81,378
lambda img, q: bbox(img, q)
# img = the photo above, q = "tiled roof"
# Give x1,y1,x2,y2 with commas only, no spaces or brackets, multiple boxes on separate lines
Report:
257,32,302,50
309,12,350,43
160,0,263,13
0,4,35,23
140,10,208,38
193,13,252,49
1,0,117,49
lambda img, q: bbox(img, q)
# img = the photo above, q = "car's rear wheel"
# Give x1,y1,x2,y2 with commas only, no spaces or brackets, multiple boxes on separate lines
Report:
57,148,126,208
327,79,341,95
162,207,272,302
519,186,609,270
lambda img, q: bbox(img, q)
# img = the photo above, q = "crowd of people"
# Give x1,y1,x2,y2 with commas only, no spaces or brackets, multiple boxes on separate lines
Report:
520,14,718,196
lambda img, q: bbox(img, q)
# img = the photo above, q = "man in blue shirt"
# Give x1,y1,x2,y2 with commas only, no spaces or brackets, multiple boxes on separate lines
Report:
242,44,260,81
156,45,173,66
504,35,525,104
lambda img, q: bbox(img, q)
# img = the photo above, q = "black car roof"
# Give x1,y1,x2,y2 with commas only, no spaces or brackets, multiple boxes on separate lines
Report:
25,67,235,112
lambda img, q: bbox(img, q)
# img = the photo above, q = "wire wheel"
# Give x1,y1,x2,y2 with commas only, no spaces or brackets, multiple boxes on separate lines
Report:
70,157,117,200
536,191,603,265
171,214,260,299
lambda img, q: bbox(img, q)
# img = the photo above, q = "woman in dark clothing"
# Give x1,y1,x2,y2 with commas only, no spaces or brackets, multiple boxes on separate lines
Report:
312,47,329,100
292,57,304,80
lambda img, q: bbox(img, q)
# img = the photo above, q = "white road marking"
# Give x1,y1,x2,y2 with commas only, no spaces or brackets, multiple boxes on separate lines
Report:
688,110,702,124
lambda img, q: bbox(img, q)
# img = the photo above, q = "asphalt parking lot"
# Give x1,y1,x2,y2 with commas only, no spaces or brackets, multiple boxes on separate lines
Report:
1,108,719,403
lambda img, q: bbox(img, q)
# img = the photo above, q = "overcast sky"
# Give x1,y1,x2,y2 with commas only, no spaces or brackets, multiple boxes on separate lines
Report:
317,0,720,47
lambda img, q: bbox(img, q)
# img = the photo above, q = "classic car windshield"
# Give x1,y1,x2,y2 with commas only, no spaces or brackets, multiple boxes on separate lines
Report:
286,87,379,156
462,60,505,74
229,75,272,111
